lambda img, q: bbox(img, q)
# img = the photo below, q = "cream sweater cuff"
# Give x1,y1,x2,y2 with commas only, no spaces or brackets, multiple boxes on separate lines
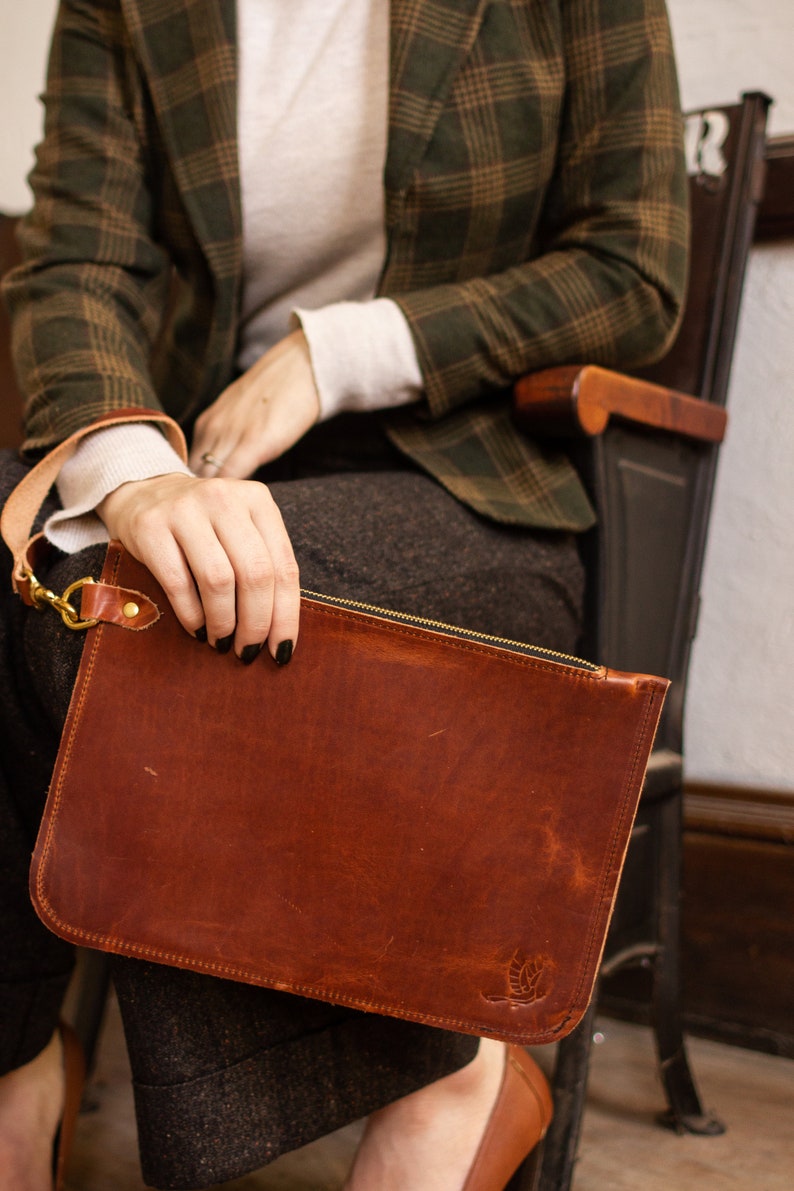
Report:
47,423,192,553
293,297,423,421
46,296,424,554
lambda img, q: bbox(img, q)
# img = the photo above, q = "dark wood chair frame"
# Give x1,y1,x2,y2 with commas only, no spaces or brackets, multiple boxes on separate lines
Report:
508,91,771,1191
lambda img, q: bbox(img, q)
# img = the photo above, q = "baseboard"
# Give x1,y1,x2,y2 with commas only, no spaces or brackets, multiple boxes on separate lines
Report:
684,780,794,842
680,782,794,1055
601,782,794,1058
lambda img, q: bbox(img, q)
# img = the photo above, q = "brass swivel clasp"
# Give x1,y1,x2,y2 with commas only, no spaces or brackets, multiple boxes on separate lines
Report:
26,572,98,631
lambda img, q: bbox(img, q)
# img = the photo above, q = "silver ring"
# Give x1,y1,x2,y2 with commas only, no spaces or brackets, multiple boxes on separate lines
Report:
201,452,225,470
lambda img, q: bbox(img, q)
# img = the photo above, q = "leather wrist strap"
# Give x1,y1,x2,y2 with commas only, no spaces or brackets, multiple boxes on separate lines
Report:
1,410,187,628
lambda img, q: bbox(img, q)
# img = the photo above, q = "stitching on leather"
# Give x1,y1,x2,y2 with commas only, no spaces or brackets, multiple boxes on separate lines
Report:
33,621,107,912
566,686,662,1009
34,546,122,912
33,546,661,1049
21,904,582,1045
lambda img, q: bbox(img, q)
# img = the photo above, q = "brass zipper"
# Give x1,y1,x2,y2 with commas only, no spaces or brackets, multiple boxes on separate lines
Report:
301,589,599,672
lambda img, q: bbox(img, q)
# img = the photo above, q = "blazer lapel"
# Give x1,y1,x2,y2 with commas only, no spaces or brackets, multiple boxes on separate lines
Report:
386,0,489,227
121,0,487,276
120,0,242,284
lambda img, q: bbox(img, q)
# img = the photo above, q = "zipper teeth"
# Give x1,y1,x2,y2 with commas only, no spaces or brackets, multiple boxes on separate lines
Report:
300,589,599,671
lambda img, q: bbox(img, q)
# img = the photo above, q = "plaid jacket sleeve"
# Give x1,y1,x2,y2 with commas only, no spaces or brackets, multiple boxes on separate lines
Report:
383,0,689,419
2,0,240,453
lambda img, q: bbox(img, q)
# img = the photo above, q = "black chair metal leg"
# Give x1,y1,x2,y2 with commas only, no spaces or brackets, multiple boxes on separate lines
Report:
652,793,725,1136
70,949,112,1079
521,998,598,1191
507,1136,543,1191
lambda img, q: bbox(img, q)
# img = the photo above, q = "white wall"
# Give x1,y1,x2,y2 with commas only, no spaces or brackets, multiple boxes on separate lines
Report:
1,0,793,790
667,0,794,136
683,241,794,789
0,0,58,213
667,0,794,790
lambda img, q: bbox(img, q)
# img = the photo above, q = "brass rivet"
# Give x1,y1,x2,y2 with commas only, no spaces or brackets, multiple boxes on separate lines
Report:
122,601,140,619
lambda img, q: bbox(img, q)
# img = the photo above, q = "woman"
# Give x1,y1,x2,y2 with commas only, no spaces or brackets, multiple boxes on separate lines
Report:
0,1,688,1188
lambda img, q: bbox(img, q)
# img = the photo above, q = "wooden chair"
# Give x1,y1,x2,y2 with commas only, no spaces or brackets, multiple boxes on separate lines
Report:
509,91,771,1191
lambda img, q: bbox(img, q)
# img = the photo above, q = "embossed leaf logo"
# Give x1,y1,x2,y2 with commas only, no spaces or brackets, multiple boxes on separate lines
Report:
484,951,550,1005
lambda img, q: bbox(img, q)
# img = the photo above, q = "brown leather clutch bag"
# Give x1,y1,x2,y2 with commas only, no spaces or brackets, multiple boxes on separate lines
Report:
3,413,668,1045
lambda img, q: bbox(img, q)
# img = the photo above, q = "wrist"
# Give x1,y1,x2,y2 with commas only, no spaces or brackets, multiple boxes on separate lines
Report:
97,471,192,531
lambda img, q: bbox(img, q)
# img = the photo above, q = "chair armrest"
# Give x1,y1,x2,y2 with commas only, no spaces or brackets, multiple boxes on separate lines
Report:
513,365,727,444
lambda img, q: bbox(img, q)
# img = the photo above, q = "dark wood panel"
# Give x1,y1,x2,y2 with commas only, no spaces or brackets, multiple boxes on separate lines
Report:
682,831,794,1055
603,784,794,1057
756,134,794,241
680,784,794,1054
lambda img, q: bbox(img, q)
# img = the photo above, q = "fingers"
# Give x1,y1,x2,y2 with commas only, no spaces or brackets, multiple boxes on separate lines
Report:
188,331,320,478
98,474,300,663
193,432,267,483
195,449,228,478
247,496,301,663
192,485,301,662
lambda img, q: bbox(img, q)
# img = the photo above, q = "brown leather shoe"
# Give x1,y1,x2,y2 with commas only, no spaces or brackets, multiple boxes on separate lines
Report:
53,1022,86,1191
462,1044,553,1191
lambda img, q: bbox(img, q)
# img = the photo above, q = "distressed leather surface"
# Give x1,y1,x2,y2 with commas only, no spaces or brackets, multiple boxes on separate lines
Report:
31,544,667,1044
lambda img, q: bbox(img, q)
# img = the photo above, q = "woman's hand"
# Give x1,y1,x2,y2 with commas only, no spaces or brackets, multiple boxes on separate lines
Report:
97,330,320,662
98,472,300,664
189,329,320,478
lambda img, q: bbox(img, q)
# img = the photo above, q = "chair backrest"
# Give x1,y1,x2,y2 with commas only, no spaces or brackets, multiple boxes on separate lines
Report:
577,93,770,754
638,92,771,408
0,213,23,450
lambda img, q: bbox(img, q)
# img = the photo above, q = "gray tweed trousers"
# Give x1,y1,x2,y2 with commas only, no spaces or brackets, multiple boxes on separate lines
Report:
0,415,584,1189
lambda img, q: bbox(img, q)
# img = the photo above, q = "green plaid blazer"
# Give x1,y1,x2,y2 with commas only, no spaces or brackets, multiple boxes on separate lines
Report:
5,0,688,530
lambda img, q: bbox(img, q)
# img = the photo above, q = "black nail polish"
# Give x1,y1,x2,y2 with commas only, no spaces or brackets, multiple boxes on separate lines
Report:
215,633,234,655
240,642,264,665
275,639,294,666
194,625,208,643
